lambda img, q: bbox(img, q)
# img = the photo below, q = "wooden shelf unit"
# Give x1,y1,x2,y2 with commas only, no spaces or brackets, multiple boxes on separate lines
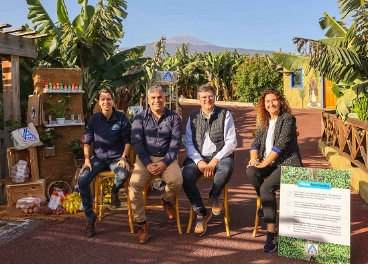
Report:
43,89,85,94
33,68,86,186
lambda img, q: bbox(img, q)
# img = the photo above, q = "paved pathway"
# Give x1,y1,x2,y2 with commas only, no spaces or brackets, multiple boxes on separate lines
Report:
0,104,367,264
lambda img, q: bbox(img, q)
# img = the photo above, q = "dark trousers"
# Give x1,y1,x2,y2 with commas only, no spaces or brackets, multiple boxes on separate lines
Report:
182,156,234,217
79,156,129,220
246,166,281,223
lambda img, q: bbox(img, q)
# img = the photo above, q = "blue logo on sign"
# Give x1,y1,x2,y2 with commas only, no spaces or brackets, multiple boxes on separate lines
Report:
307,244,318,255
163,71,173,81
112,124,120,131
22,128,38,142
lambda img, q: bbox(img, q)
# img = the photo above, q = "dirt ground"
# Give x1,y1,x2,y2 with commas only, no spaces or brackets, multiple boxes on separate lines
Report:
0,103,367,264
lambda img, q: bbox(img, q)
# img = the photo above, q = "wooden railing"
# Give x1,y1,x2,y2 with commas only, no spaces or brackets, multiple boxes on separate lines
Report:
0,130,5,204
0,130,5,178
321,110,368,173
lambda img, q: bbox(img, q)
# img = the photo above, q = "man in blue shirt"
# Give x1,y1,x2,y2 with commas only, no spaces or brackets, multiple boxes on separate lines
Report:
130,85,183,244
182,84,237,236
79,88,131,237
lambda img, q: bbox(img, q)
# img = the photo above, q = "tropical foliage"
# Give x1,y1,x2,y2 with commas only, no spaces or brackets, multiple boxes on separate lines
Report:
25,0,150,115
273,1,368,120
162,43,206,99
14,1,279,117
153,40,250,101
233,54,283,103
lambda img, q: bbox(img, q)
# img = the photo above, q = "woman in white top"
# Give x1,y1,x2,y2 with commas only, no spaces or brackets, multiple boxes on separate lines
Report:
246,88,302,253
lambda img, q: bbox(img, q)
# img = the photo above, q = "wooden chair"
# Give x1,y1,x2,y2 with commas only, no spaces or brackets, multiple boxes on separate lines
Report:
142,175,182,234
186,175,230,236
94,171,134,233
93,147,136,233
252,196,262,237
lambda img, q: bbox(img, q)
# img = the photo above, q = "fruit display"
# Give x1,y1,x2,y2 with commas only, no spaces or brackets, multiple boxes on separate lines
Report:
62,191,83,214
15,192,82,215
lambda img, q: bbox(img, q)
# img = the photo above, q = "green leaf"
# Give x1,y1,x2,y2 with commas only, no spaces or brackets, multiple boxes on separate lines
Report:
26,0,61,36
319,12,347,37
102,58,150,80
56,0,69,24
108,71,146,87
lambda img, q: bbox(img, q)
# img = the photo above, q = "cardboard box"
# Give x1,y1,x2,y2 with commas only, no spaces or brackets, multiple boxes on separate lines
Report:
6,179,46,207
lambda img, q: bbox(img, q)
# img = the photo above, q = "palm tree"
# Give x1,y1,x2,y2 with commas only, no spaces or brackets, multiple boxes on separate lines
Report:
26,0,150,116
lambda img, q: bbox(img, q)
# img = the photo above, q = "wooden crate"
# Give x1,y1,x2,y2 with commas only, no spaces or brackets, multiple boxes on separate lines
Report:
6,179,46,207
7,147,39,182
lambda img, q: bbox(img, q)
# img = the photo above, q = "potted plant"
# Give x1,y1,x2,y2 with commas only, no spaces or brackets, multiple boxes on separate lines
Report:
69,135,85,167
4,115,24,134
53,106,68,124
45,94,71,124
40,128,63,157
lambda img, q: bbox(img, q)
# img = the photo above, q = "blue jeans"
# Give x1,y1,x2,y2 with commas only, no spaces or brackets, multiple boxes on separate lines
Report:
182,156,234,217
79,156,129,220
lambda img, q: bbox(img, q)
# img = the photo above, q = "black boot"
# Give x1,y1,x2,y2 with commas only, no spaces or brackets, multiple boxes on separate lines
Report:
86,213,97,237
111,192,121,209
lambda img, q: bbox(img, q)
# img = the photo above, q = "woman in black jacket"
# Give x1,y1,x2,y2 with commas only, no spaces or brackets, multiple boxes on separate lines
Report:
246,88,302,253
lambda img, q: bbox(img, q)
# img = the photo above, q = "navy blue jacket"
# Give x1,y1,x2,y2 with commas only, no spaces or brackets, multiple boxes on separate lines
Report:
84,108,131,160
132,107,182,167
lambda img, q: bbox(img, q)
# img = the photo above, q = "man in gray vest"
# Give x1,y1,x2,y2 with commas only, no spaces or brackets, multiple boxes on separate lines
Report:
182,84,237,236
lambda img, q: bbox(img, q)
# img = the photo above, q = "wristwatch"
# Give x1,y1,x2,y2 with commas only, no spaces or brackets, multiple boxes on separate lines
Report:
121,155,128,160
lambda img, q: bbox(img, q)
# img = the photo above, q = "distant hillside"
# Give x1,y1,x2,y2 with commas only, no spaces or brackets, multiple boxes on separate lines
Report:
121,34,274,57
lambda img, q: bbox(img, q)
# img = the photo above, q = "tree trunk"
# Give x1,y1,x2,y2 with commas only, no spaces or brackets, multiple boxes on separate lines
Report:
116,84,135,113
116,66,139,113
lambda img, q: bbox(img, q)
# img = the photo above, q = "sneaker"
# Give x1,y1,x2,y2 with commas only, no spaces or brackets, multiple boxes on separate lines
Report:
160,195,175,219
86,212,97,237
258,205,264,218
264,232,278,253
111,192,121,209
194,211,212,236
209,196,223,216
137,222,149,244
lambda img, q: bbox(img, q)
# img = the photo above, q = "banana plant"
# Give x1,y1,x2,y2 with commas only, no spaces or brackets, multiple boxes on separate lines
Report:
26,0,148,117
162,43,206,98
273,3,368,120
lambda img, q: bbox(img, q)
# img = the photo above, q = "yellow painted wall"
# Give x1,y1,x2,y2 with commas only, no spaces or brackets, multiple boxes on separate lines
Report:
283,69,322,109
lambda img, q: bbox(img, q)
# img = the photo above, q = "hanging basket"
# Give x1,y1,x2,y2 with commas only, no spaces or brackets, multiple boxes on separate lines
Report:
46,180,72,199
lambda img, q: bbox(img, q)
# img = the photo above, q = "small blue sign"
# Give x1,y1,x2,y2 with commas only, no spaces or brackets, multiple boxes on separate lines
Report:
163,71,173,82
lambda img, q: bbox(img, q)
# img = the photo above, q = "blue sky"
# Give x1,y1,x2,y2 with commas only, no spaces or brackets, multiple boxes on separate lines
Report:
1,0,344,53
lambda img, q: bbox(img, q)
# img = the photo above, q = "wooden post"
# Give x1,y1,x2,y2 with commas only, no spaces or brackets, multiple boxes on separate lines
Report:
2,55,20,175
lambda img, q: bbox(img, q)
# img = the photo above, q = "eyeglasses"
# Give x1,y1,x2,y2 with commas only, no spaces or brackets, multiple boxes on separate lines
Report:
200,95,214,100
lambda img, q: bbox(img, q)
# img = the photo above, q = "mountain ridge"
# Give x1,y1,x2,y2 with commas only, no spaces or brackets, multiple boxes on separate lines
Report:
121,34,274,57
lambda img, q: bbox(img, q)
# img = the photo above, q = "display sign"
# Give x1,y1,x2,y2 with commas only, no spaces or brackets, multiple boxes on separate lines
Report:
278,166,351,263
154,71,178,84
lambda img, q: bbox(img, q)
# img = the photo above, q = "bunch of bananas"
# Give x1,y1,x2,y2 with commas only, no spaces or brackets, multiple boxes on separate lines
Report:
62,191,82,214
103,178,114,204
353,94,368,121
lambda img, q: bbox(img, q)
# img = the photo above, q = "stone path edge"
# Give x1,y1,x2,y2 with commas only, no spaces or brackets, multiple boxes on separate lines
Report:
318,140,368,204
